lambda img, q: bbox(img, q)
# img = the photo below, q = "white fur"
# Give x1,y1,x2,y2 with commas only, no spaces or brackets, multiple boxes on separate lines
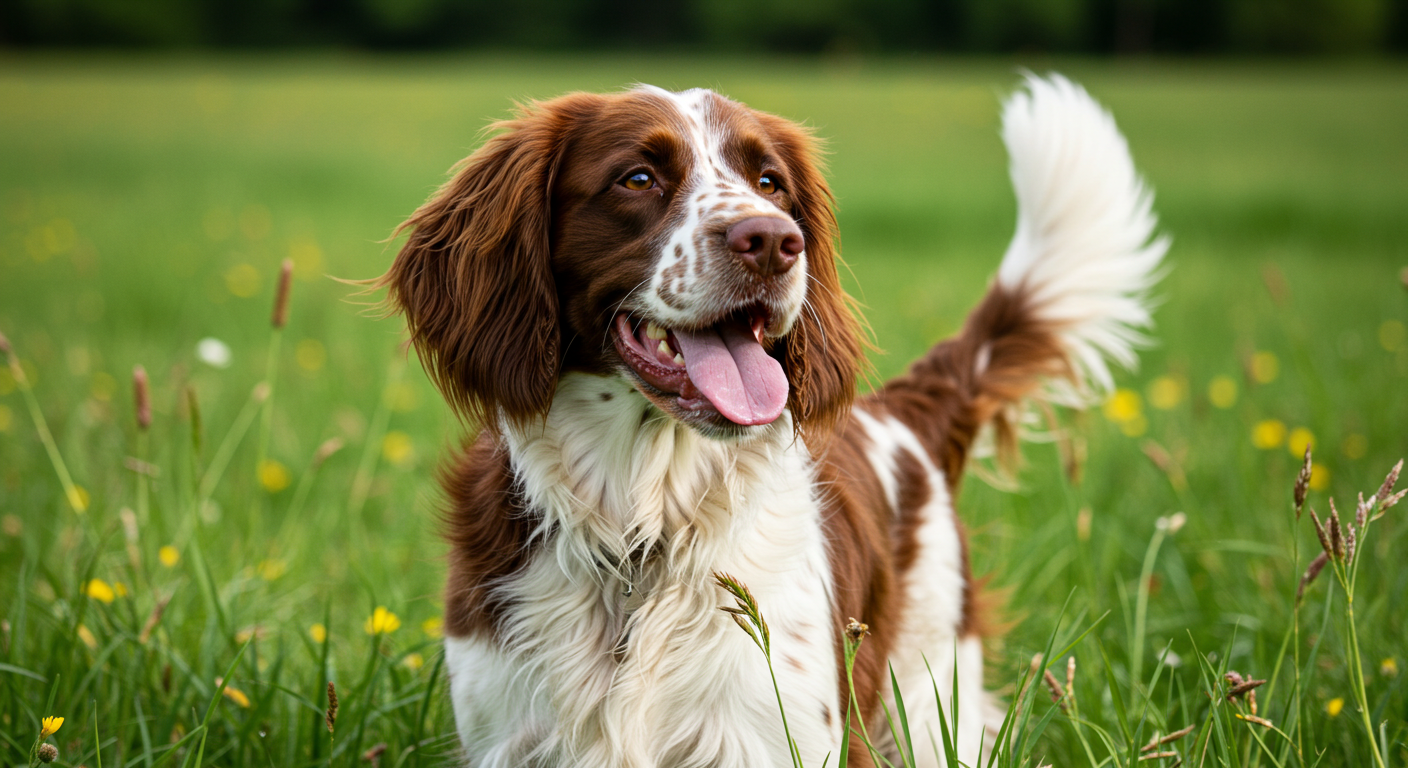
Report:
447,373,840,767
997,73,1168,397
635,86,809,335
855,408,999,765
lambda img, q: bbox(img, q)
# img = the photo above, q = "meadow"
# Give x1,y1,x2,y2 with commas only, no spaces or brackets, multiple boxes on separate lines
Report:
0,54,1405,767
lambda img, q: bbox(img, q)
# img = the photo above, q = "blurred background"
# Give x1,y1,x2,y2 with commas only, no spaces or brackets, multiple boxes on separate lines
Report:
2,0,1407,53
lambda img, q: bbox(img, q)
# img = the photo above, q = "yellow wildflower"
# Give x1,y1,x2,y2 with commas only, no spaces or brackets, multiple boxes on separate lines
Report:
309,623,328,643
1103,388,1142,423
1309,464,1331,491
258,459,291,493
1380,320,1406,352
295,339,326,372
1251,351,1279,384
68,485,90,513
1382,658,1399,677
159,545,180,567
256,559,287,581
365,606,401,635
1252,419,1287,450
85,578,115,604
422,616,444,639
222,685,251,708
225,263,261,298
1287,427,1314,458
40,716,64,738
1341,433,1367,460
1208,375,1238,408
403,652,424,671
382,431,413,466
1326,697,1344,717
113,582,128,598
1147,376,1184,410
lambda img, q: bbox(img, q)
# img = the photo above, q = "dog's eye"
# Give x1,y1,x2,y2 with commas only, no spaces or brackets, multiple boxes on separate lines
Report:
622,172,655,192
758,174,779,194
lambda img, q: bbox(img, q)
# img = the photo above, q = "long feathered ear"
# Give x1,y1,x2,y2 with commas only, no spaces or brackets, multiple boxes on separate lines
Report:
380,103,567,429
760,115,867,442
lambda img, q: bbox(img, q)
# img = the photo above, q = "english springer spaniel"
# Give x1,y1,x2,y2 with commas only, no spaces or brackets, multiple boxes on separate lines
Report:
380,74,1165,767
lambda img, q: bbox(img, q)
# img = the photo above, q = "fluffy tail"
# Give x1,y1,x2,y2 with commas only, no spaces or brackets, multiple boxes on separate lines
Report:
874,73,1167,477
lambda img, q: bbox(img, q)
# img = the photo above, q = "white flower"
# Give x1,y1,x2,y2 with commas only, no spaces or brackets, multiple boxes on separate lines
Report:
196,338,232,369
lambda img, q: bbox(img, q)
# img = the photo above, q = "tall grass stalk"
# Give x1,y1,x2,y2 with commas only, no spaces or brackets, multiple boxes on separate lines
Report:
255,260,293,486
2,331,85,514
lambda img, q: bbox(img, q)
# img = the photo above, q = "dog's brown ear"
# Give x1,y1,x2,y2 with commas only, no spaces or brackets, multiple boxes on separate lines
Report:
761,114,867,442
381,104,567,429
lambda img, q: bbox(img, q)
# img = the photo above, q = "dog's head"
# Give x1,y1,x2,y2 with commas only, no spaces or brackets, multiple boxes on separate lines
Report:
382,86,863,441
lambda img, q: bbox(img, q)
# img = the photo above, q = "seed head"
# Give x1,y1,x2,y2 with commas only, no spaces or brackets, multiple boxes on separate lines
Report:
1293,446,1312,517
1065,655,1076,695
844,617,870,643
1296,551,1329,604
1225,676,1266,700
313,437,345,469
362,743,387,766
1043,668,1068,710
326,681,338,735
1308,508,1333,559
133,365,151,431
38,743,58,763
272,259,294,328
1355,492,1369,530
1328,498,1345,559
1374,459,1403,513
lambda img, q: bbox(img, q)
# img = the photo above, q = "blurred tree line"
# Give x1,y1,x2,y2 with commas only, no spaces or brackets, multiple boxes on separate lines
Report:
2,0,1405,52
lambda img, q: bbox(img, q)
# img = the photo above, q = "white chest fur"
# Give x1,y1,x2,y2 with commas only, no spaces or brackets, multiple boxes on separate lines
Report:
446,373,841,768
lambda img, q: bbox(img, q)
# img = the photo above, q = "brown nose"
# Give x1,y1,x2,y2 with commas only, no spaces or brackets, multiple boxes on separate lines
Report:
726,217,804,277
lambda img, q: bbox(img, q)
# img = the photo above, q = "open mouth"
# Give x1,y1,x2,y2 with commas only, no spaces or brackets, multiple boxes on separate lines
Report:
611,305,789,427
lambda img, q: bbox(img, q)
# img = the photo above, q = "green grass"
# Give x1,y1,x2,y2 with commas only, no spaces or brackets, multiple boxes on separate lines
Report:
1,53,1406,766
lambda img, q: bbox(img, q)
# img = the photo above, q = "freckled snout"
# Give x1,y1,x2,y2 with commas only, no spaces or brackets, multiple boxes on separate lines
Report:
726,217,804,277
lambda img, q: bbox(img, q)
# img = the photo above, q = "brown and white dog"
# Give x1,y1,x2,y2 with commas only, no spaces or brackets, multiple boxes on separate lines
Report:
380,74,1165,767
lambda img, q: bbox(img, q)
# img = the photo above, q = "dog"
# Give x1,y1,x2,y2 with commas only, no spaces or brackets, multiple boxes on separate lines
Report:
379,74,1165,767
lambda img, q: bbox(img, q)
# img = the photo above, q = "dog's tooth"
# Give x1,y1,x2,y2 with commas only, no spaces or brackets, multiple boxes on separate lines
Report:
658,339,672,356
645,322,667,340
673,353,684,366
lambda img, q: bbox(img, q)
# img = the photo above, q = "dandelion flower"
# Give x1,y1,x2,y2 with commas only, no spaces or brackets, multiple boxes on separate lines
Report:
256,559,287,581
1287,427,1315,458
222,684,251,708
1308,464,1331,491
1147,376,1184,410
85,579,115,604
1208,375,1238,408
258,459,291,493
1380,320,1406,352
77,624,98,649
382,431,413,466
1341,433,1367,460
1251,351,1279,384
1103,389,1142,422
1382,658,1399,677
1326,697,1344,717
309,623,327,643
422,616,444,639
1252,419,1287,450
159,545,180,567
403,652,424,671
365,606,401,635
196,338,232,369
40,715,64,738
67,485,90,513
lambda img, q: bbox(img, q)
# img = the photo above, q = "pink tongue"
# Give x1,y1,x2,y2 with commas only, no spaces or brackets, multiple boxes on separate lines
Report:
672,321,788,426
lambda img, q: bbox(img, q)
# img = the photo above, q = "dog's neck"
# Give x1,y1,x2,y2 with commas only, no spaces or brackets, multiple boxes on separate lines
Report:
503,372,804,588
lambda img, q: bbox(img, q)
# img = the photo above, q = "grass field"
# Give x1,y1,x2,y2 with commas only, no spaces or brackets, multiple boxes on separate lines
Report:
1,54,1406,767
